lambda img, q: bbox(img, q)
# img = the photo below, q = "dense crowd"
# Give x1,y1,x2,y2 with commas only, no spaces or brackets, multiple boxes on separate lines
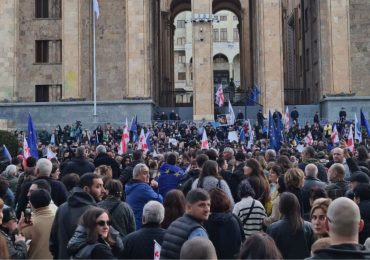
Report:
0,109,370,259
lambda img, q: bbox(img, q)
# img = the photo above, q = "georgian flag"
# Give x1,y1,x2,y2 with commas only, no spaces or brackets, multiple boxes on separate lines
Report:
119,118,130,155
154,240,161,260
138,128,148,153
354,113,362,142
284,106,290,130
304,131,313,145
201,129,209,150
215,84,224,107
23,136,31,159
331,124,339,144
347,126,354,153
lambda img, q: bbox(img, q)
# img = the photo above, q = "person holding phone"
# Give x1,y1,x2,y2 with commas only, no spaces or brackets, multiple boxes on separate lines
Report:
19,189,55,259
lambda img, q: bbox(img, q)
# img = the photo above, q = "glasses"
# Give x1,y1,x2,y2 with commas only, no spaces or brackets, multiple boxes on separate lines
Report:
96,220,111,227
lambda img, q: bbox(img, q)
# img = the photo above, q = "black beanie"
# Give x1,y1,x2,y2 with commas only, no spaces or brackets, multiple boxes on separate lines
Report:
29,189,51,209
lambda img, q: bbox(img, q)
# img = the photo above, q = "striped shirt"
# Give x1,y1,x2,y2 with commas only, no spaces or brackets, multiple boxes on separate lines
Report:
233,196,266,237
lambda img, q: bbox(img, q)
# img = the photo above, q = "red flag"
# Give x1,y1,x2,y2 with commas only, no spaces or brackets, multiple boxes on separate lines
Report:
201,129,209,150
138,129,148,153
304,131,313,145
284,106,290,130
331,124,339,144
347,126,354,153
215,84,224,107
119,118,129,155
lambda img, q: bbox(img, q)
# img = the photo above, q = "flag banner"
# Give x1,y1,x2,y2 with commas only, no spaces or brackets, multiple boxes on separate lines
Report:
27,114,39,159
227,131,239,142
23,136,31,159
138,128,148,153
284,106,290,130
331,124,339,144
201,129,209,150
247,120,254,149
93,0,100,18
227,100,235,125
347,126,354,153
361,109,370,136
2,145,12,161
239,128,246,143
354,113,362,142
154,240,161,260
215,84,225,107
47,146,57,160
119,118,130,155
130,115,138,142
246,84,261,105
304,131,313,145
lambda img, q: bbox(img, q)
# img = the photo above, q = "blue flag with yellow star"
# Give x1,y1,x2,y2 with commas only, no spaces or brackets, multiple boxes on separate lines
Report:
157,163,184,198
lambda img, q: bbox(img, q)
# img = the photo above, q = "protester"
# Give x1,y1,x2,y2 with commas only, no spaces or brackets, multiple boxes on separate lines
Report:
180,237,217,260
94,145,120,179
310,198,331,239
239,232,282,259
157,152,184,198
162,189,186,229
67,207,123,258
353,183,370,244
121,201,165,259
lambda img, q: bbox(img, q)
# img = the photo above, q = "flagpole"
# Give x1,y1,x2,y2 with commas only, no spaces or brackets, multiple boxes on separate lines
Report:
92,0,97,118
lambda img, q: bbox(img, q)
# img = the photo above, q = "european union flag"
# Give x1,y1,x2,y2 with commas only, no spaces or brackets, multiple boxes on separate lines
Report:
2,145,12,161
27,114,39,159
269,110,283,151
246,84,261,106
240,128,246,143
130,115,138,142
361,109,370,136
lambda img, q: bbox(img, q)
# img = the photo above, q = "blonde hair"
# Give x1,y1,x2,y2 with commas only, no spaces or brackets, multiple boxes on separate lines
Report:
310,198,332,220
284,168,305,188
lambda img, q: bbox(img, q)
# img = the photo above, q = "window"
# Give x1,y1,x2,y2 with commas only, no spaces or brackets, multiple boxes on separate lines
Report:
35,40,49,63
220,28,227,41
35,40,62,63
214,16,218,21
233,28,239,42
177,20,185,28
178,72,186,81
35,0,48,18
178,55,185,63
177,37,186,45
220,16,227,21
213,29,219,42
35,85,62,102
233,15,238,21
35,85,49,102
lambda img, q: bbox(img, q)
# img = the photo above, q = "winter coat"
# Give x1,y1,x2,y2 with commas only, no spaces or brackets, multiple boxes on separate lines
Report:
204,212,245,259
267,218,314,259
98,196,136,236
49,187,96,259
94,153,120,179
298,159,328,183
60,156,95,177
121,223,165,259
125,180,163,230
302,176,327,219
157,163,184,198
67,225,123,259
358,200,370,244
308,243,370,259
177,168,200,196
325,180,349,200
0,229,27,259
229,163,246,202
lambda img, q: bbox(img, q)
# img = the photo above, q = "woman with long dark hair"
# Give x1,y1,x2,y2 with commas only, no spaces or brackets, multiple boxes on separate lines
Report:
266,192,314,259
161,189,186,229
67,207,123,259
239,232,282,259
204,188,245,259
192,160,234,205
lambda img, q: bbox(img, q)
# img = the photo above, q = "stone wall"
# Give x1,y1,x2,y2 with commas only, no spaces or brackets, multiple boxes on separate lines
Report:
349,0,370,96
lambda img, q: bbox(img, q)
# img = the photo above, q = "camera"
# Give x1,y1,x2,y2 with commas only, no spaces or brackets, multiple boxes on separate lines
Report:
24,208,32,224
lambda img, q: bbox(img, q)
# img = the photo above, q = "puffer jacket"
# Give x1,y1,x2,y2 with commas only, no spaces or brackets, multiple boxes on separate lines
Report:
67,225,123,259
0,229,27,259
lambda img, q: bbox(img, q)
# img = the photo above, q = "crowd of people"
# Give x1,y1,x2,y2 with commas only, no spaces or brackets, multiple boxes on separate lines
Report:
0,108,369,259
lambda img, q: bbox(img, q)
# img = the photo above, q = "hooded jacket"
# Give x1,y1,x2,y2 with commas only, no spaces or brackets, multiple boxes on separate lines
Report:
309,244,370,259
61,156,95,177
49,187,96,259
125,180,163,230
67,225,123,259
204,212,245,259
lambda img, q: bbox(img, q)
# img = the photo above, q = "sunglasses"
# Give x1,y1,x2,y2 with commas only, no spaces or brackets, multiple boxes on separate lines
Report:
96,220,111,227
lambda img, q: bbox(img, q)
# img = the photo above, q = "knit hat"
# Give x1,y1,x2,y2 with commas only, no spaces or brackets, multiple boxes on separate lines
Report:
2,207,16,223
29,189,51,209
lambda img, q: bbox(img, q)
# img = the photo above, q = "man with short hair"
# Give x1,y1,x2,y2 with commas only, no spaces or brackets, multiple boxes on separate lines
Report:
325,163,349,200
353,183,370,244
94,144,120,179
49,173,104,259
60,146,95,178
161,188,210,259
27,179,58,214
223,147,235,172
330,148,351,180
299,146,328,183
310,197,370,259
265,149,276,163
302,164,326,219
180,237,217,259
125,163,163,230
121,201,166,259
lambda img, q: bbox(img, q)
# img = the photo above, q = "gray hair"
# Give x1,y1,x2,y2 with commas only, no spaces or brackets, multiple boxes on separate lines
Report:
2,165,17,177
36,158,53,177
142,201,164,224
305,164,318,178
76,146,85,157
96,145,107,155
265,149,276,160
133,163,148,179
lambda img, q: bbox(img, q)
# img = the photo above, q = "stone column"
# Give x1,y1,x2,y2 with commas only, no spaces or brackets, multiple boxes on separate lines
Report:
125,0,151,98
62,0,81,98
229,63,233,79
318,0,351,95
186,63,191,86
256,0,284,114
0,0,17,101
240,0,253,90
192,0,214,121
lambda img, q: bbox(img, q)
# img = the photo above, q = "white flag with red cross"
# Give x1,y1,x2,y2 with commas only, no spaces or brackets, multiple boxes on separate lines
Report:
201,129,209,150
138,128,148,153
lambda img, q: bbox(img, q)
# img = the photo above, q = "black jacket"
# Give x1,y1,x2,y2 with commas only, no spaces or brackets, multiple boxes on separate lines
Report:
298,159,328,183
94,153,120,179
204,212,245,259
229,163,246,202
302,176,327,219
67,225,123,259
177,168,200,196
309,243,370,259
49,187,96,259
267,218,314,259
161,214,205,259
326,180,349,200
121,223,165,259
120,159,145,186
0,229,27,259
359,200,370,244
61,156,95,177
